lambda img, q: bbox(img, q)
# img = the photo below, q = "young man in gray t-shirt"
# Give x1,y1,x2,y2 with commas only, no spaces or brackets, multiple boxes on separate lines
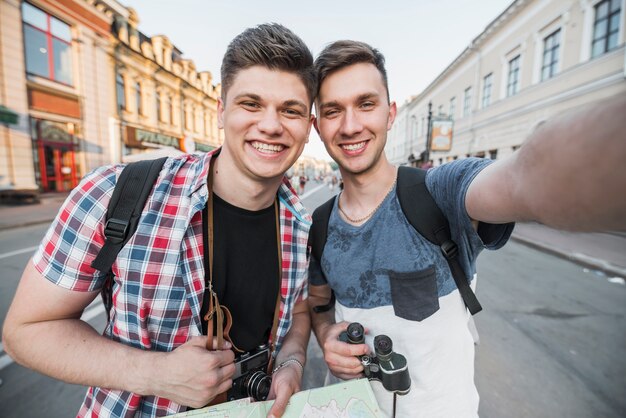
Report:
308,40,625,417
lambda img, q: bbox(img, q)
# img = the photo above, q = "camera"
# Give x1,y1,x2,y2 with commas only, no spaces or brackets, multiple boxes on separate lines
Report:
227,344,272,402
339,322,411,395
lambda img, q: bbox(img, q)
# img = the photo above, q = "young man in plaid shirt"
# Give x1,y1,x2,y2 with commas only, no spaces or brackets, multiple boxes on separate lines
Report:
3,24,315,418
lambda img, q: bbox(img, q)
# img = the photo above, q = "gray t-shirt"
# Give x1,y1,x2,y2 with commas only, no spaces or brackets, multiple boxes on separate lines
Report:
310,158,512,314
309,158,514,417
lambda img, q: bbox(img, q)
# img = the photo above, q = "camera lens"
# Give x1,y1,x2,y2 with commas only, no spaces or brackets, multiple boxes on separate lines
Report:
374,335,393,358
346,323,365,344
246,371,272,401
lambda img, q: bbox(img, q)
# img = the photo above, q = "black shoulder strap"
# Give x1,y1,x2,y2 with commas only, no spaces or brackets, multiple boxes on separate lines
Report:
91,157,167,273
396,166,482,315
309,195,336,313
310,195,336,264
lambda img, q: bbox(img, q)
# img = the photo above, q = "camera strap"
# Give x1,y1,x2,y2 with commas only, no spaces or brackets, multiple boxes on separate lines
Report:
203,156,283,364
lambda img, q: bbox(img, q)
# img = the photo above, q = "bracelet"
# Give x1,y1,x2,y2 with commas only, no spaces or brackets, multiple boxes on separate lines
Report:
272,358,304,375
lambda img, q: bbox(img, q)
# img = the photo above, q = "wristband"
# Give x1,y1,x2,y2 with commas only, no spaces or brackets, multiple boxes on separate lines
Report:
272,358,304,375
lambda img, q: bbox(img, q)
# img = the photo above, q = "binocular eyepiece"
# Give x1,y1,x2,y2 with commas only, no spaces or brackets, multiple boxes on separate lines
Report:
339,322,411,395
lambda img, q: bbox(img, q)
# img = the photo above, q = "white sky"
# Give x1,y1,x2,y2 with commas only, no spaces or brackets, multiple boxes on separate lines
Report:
124,0,514,160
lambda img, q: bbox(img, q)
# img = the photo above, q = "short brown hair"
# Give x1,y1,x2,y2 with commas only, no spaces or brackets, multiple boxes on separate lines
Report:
221,23,316,106
315,40,389,102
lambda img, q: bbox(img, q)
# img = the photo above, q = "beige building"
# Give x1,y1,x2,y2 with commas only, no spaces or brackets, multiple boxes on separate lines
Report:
0,0,118,197
387,0,626,167
112,8,222,164
0,0,221,200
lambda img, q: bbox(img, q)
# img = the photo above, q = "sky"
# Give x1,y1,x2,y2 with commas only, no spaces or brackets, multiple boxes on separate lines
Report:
124,0,514,160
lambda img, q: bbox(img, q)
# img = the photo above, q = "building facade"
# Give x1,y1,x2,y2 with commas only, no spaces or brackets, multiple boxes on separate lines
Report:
387,0,626,167
112,8,222,164
0,0,221,199
0,0,118,196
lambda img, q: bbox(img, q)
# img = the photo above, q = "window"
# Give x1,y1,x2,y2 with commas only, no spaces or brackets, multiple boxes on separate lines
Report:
156,89,161,121
116,73,125,112
592,0,621,57
463,87,472,117
449,97,455,119
507,55,520,97
542,29,561,80
482,73,493,108
135,82,142,115
22,2,73,85
437,104,444,116
184,104,189,130
168,96,174,124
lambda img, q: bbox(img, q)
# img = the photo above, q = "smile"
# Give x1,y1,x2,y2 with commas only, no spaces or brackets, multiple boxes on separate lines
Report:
250,141,285,154
341,141,367,151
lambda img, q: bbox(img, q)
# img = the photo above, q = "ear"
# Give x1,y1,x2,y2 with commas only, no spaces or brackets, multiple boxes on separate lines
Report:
387,101,397,131
313,117,321,137
217,97,225,129
306,114,315,144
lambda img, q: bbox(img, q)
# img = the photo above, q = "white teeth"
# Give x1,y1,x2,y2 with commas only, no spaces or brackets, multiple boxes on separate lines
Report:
251,142,285,153
342,142,366,151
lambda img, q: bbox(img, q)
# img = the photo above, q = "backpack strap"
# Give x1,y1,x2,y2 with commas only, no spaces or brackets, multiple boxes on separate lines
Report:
91,157,167,273
310,196,336,264
396,166,482,315
309,195,337,313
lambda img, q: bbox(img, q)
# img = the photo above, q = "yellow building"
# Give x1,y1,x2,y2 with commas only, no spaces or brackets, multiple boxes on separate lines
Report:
0,0,118,198
112,8,222,163
0,0,221,200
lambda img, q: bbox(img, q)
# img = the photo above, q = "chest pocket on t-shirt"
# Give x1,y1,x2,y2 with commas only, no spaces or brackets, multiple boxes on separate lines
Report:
388,266,439,321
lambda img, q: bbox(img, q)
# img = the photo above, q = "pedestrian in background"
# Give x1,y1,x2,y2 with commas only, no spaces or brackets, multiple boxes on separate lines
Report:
307,40,626,417
3,23,316,418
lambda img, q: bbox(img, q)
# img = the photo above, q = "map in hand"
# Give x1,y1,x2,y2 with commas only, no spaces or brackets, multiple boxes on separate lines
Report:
166,378,383,418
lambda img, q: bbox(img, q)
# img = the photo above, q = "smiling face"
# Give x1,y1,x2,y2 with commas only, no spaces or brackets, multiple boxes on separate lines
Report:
218,65,313,182
315,62,396,176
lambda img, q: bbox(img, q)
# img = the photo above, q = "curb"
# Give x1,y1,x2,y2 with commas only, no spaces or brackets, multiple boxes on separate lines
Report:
510,234,626,278
0,218,56,232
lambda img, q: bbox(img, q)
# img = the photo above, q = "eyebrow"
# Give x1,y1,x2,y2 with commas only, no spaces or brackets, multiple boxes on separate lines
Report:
283,99,308,113
233,93,261,102
233,94,308,112
318,92,381,110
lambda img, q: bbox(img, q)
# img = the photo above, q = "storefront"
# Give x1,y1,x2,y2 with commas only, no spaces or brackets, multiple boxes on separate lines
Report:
123,126,215,161
30,118,79,192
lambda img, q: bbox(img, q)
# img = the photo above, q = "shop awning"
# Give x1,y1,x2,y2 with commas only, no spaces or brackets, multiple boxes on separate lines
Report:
0,105,18,125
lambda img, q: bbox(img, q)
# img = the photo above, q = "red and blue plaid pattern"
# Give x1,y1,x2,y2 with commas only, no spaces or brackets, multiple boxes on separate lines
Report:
32,150,311,417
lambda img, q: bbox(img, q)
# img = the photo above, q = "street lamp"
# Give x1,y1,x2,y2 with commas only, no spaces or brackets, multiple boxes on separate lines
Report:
408,115,417,166
424,101,433,164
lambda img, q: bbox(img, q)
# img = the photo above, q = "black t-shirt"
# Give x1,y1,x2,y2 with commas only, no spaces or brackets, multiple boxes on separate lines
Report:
202,193,279,352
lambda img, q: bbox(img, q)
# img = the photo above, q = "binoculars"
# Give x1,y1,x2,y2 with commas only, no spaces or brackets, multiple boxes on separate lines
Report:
339,322,411,395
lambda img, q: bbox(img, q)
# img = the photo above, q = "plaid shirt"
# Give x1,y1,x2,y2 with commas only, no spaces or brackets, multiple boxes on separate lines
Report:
32,150,311,417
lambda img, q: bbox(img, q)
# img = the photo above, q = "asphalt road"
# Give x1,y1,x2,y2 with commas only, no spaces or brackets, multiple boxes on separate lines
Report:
0,182,624,417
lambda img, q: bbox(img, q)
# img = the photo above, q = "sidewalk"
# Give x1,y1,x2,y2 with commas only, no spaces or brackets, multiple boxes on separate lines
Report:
511,223,626,277
0,192,68,231
1,193,624,278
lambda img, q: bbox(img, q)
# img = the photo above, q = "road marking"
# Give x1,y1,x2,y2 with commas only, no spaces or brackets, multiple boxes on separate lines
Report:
0,246,39,260
0,303,105,371
300,183,327,200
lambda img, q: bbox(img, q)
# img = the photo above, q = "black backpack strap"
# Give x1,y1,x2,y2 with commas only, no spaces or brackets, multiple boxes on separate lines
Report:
396,166,482,315
310,196,336,264
91,157,167,273
309,195,337,313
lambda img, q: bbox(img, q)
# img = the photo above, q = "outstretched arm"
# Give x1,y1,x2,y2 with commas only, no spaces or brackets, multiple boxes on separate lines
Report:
466,94,626,231
2,261,235,408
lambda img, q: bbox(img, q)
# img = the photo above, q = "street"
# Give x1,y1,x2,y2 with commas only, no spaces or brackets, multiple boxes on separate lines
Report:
0,182,625,417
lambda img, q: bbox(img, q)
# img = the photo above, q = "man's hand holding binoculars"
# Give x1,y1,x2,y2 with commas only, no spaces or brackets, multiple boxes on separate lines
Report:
318,321,370,380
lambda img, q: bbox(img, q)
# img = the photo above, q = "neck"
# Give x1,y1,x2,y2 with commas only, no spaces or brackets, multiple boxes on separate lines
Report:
338,160,397,219
210,151,282,211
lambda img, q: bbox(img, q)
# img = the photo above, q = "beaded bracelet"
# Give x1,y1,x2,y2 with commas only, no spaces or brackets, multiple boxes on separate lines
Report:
272,358,304,375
